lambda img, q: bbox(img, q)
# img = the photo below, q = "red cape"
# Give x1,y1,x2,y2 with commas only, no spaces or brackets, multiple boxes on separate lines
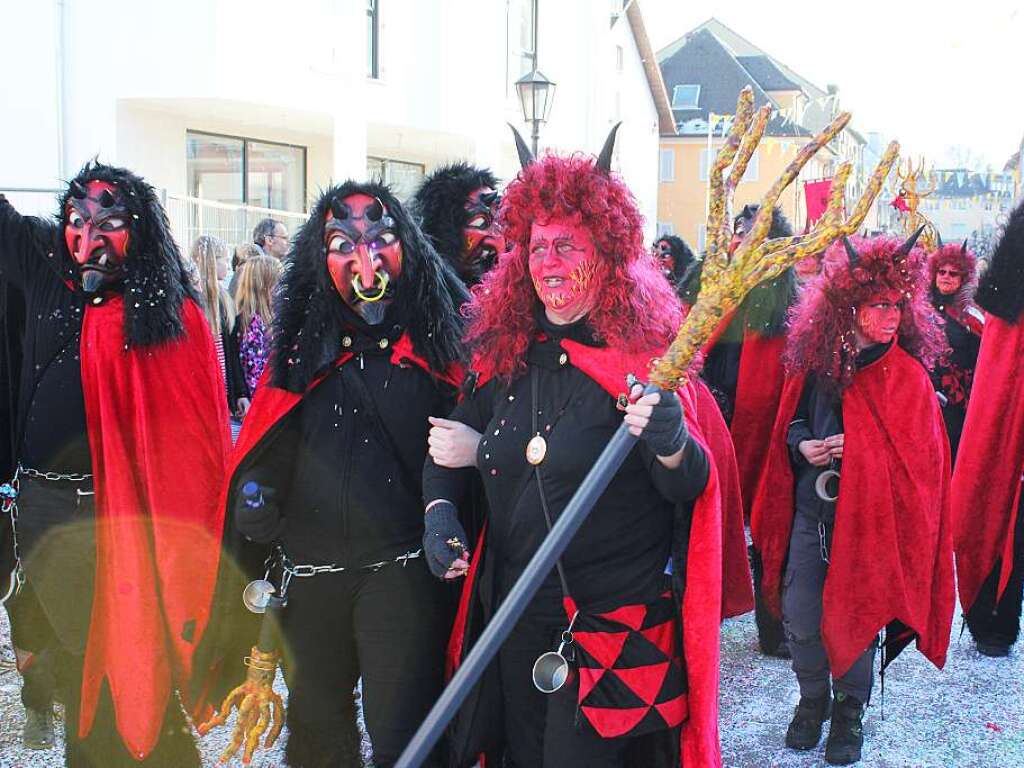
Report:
751,343,954,677
78,298,231,758
731,331,787,521
950,314,1024,611
451,341,725,768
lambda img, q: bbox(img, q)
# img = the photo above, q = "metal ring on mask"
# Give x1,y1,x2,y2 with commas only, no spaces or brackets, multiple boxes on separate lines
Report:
815,468,841,503
351,270,390,302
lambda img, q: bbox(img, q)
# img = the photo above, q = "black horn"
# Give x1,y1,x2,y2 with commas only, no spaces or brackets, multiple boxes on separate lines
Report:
508,123,535,170
70,180,88,199
895,225,925,260
935,230,943,248
596,122,622,173
843,236,859,268
961,239,968,256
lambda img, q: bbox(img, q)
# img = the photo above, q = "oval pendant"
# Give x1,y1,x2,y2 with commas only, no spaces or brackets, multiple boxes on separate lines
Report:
526,434,548,465
814,468,841,503
242,579,276,614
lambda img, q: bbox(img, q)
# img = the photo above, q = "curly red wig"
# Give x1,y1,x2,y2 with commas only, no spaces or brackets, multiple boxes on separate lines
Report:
464,153,682,381
928,242,978,312
784,235,945,393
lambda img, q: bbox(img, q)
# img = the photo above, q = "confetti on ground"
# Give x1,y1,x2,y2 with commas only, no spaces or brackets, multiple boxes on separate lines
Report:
1,601,1020,766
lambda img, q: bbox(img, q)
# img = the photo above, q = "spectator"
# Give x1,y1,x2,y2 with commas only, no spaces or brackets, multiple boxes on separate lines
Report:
233,254,281,395
229,242,263,297
189,235,250,418
252,217,289,260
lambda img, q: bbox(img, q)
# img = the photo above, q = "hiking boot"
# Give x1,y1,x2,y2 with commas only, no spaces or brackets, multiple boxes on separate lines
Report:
825,691,864,765
785,694,831,750
22,705,55,750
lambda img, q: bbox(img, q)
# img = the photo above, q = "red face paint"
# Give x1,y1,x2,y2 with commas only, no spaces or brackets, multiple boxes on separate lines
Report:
855,290,902,346
324,193,403,324
653,239,675,275
460,187,504,284
64,180,130,295
528,220,598,325
935,266,962,296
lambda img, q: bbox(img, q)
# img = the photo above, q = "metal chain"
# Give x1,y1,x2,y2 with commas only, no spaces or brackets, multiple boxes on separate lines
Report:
19,466,93,483
280,548,423,578
0,467,24,603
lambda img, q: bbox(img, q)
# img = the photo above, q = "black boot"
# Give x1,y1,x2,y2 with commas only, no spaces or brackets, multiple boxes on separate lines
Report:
785,694,831,750
824,691,865,765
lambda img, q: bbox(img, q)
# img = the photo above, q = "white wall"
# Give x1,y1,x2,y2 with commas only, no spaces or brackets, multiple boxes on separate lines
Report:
1,0,661,231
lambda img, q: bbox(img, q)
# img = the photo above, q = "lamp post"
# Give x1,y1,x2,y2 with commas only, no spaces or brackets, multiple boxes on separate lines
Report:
515,68,556,157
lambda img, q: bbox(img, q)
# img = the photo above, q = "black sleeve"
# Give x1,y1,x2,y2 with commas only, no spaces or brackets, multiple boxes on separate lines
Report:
223,317,250,402
421,378,495,508
0,196,58,289
786,379,814,463
643,438,710,505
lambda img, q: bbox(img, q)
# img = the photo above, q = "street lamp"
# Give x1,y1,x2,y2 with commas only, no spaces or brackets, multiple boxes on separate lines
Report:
515,68,556,157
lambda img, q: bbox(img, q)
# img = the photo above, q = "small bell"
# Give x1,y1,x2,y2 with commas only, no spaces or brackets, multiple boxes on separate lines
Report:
242,579,276,614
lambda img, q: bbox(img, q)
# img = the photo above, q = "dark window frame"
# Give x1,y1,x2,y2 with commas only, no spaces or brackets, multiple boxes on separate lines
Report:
186,129,308,213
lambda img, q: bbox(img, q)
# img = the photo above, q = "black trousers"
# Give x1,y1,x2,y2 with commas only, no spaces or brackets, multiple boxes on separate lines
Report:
965,503,1024,647
280,557,452,768
6,580,58,711
750,543,787,655
498,608,679,768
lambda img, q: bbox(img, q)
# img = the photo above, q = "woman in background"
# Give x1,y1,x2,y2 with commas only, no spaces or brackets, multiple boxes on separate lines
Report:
233,253,281,395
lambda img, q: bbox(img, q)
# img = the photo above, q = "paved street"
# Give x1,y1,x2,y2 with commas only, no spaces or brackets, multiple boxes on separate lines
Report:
1,603,1021,767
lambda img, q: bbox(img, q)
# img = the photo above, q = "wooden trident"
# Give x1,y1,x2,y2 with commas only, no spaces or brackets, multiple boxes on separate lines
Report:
650,86,900,388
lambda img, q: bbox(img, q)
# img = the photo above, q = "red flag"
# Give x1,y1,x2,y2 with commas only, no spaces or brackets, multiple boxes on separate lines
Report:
804,179,833,225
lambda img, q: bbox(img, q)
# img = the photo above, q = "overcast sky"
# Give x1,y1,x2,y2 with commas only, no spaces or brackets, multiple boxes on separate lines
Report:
641,0,1022,171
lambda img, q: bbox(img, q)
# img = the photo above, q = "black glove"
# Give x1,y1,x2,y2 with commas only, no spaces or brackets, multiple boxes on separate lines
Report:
635,386,690,457
234,480,286,543
423,501,469,579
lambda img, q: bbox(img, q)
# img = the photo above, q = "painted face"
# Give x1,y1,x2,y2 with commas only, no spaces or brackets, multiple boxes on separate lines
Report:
64,180,130,296
729,214,753,255
855,290,902,346
460,187,504,285
324,193,403,325
528,220,598,325
794,254,821,282
935,265,963,296
653,239,675,276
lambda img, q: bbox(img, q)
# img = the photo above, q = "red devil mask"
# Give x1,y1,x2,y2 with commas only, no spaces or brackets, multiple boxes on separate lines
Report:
324,193,403,325
653,239,675,276
461,187,504,284
855,289,902,347
529,220,599,325
64,180,130,297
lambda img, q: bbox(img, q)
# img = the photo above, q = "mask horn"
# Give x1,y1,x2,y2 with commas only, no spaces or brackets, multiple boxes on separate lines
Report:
961,239,968,256
508,124,535,170
98,189,117,208
895,225,925,261
70,180,88,199
935,230,943,248
843,236,859,268
596,122,622,173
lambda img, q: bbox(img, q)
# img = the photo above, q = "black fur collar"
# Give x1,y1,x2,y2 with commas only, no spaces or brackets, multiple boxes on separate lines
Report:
976,199,1024,323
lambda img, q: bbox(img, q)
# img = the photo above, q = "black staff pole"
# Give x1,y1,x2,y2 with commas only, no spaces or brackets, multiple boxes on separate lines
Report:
396,397,653,767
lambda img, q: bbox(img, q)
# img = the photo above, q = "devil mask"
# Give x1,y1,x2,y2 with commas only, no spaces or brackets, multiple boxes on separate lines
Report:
65,180,130,297
324,192,403,325
461,187,504,282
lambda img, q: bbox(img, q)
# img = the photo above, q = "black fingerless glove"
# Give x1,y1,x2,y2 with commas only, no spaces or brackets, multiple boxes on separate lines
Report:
234,479,286,543
423,501,469,579
640,388,690,457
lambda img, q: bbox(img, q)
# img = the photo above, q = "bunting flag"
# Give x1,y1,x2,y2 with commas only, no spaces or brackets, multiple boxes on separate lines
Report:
804,178,834,225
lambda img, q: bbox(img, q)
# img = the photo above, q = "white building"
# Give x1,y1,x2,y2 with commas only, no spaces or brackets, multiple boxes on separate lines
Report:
1,0,670,246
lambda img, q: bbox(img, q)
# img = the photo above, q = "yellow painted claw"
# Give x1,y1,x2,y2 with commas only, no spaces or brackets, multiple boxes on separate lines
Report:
198,647,285,765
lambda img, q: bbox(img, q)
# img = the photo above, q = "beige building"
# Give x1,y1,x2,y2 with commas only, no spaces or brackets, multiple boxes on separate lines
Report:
655,20,871,249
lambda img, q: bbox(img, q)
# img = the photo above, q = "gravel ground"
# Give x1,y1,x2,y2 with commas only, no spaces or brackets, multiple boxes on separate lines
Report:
1,603,1021,767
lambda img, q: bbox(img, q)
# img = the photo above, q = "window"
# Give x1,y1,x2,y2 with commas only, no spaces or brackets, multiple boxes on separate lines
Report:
656,222,674,237
671,84,700,110
367,0,380,78
659,149,675,182
700,148,758,183
366,157,425,202
508,0,537,92
186,131,307,212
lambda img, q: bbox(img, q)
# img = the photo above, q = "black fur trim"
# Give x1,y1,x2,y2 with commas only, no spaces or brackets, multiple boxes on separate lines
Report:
411,162,499,273
272,180,468,392
59,160,197,348
734,203,794,241
976,198,1024,322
